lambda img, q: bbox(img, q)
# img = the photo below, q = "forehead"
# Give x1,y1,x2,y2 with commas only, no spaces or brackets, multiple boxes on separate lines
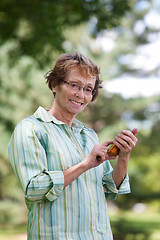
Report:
66,66,96,85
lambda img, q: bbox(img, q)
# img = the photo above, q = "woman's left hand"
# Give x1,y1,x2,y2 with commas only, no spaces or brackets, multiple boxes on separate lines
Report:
113,128,138,158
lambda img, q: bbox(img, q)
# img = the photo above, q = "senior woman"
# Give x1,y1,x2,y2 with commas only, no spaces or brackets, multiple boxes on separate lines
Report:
8,52,138,240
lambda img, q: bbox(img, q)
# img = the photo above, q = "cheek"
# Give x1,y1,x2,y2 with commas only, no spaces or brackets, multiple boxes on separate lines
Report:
84,96,92,105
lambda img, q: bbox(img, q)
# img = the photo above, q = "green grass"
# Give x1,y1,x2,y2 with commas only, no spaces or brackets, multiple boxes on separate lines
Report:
0,224,27,240
0,224,27,235
110,212,160,240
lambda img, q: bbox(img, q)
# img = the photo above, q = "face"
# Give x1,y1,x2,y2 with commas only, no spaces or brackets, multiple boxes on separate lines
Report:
52,66,96,118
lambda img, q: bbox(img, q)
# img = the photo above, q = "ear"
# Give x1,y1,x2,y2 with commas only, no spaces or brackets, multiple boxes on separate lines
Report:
52,86,56,93
52,85,59,98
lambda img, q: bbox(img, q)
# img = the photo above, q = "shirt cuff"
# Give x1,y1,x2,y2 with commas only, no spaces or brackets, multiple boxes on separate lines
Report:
102,170,131,199
45,171,64,201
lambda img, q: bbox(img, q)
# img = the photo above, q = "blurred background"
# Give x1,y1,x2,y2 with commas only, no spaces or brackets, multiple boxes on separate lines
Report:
0,0,160,239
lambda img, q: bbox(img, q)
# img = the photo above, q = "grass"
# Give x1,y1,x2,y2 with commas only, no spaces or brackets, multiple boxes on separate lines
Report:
110,211,160,240
0,224,27,240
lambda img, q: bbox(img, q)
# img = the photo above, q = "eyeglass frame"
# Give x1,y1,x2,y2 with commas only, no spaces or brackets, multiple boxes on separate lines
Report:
61,80,96,96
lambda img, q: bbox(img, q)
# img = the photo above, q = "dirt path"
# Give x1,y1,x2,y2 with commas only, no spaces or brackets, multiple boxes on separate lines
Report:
0,233,27,240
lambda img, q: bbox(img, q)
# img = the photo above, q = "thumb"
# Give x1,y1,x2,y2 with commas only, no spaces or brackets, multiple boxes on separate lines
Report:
102,140,114,147
132,128,138,136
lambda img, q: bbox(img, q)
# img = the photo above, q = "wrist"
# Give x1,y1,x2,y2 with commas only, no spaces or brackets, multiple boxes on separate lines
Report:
79,160,90,172
81,155,94,171
117,154,130,168
118,152,130,160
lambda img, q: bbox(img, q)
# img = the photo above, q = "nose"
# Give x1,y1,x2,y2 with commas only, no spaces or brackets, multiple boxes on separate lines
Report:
76,87,85,98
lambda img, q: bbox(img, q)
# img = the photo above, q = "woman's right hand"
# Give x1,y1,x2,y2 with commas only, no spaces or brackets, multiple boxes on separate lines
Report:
84,141,116,170
63,141,116,188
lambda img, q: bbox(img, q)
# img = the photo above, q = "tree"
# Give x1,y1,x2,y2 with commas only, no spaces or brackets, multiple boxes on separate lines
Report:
0,0,132,66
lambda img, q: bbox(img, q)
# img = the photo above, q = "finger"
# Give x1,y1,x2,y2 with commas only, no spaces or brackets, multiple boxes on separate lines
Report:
102,140,114,147
97,146,109,154
122,130,138,142
97,151,107,162
132,128,138,136
118,134,133,146
108,156,117,160
114,138,129,150
114,141,131,153
118,131,138,146
114,136,132,151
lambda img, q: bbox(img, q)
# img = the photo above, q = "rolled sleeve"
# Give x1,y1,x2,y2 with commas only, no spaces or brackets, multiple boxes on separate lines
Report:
25,171,64,202
102,170,130,200
45,171,64,201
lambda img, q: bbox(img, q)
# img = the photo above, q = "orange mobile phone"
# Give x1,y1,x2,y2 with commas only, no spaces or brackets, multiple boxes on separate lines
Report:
108,144,120,156
108,129,137,157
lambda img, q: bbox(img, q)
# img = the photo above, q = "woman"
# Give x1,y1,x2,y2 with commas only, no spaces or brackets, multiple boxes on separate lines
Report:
8,52,138,240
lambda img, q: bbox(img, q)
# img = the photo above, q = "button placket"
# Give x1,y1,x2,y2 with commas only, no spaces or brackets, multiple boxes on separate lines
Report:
64,125,85,160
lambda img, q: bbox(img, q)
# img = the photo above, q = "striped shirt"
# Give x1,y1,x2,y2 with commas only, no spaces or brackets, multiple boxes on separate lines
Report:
8,106,130,240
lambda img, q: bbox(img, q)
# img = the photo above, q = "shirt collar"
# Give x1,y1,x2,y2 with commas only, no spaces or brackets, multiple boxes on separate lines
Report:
34,106,85,131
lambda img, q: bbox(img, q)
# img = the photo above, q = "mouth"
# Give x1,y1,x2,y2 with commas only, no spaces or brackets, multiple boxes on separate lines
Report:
70,100,83,106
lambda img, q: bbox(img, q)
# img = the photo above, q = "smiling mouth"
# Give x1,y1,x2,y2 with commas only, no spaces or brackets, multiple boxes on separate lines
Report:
70,100,83,106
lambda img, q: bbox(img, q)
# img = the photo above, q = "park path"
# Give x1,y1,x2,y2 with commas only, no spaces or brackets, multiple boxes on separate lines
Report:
0,233,27,240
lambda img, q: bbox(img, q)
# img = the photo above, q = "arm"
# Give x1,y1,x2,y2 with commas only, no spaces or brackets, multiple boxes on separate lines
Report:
8,120,64,202
112,128,138,189
8,120,114,200
102,129,138,199
63,141,115,188
56,128,137,191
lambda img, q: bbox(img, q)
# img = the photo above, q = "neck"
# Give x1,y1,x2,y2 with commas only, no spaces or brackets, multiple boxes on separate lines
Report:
48,104,75,127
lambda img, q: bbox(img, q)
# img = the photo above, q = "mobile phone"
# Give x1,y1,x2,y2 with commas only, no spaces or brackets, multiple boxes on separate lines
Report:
108,129,138,157
108,144,120,156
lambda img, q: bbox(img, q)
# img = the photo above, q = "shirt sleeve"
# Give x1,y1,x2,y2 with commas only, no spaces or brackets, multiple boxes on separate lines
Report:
8,120,64,202
102,161,131,200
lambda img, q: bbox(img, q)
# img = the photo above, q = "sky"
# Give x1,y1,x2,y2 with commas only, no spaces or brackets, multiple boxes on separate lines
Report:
105,77,160,99
104,0,160,99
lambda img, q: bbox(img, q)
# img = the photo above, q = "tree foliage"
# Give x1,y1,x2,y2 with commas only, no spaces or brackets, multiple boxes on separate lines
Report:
0,0,132,66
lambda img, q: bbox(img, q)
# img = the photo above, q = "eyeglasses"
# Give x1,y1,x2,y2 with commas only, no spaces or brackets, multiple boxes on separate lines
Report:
62,80,95,96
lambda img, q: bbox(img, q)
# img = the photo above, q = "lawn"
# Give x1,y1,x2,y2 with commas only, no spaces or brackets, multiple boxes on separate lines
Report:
110,211,160,240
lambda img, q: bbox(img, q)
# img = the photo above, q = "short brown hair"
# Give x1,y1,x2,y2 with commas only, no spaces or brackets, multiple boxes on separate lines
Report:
45,52,102,101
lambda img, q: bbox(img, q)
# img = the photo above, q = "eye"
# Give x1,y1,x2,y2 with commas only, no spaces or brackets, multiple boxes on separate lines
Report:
85,87,93,93
70,82,79,89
